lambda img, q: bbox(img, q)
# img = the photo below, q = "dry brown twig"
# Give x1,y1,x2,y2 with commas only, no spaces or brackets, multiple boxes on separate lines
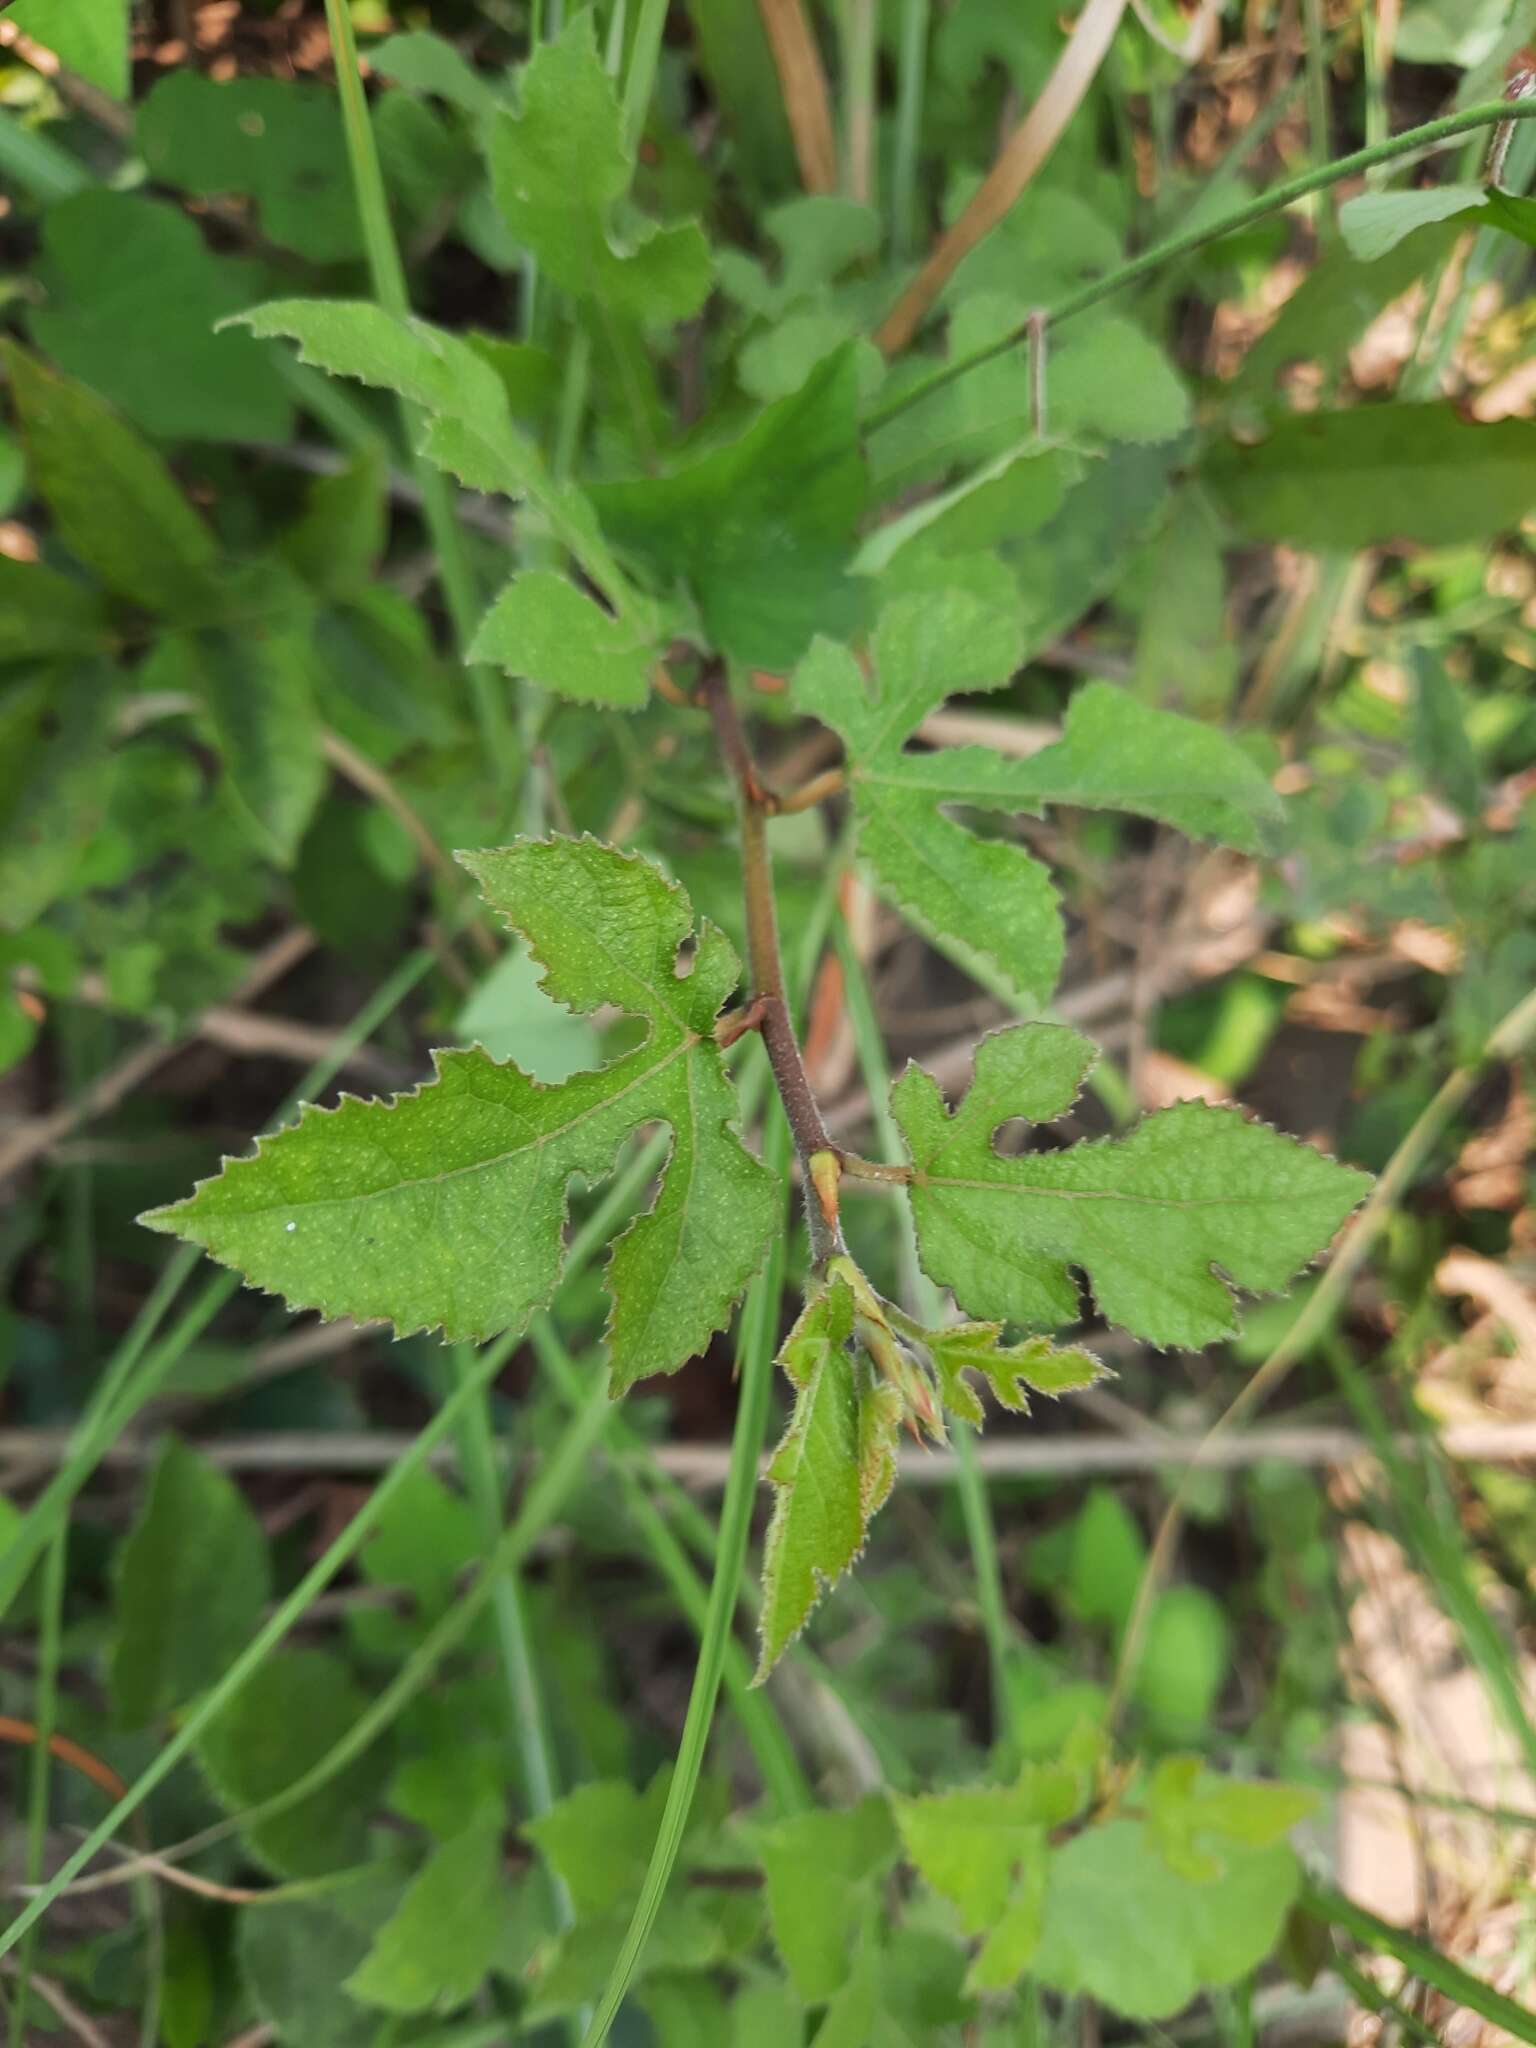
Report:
874,0,1132,355
755,0,838,194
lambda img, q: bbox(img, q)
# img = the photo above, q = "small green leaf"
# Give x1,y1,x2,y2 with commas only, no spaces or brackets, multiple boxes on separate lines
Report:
1049,316,1191,446
469,568,655,706
278,444,388,600
756,1279,873,1676
1067,1486,1147,1635
0,666,120,932
143,838,778,1390
3,343,219,614
138,73,360,262
1206,406,1536,549
7,0,126,96
196,1649,390,1877
591,346,867,669
239,1902,375,2048
109,1437,271,1728
345,1820,507,2013
757,1799,897,2003
369,30,502,116
232,300,635,615
29,192,292,445
893,1022,1372,1348
1338,183,1486,262
1135,1585,1230,1736
922,1323,1104,1426
524,1772,672,1920
485,16,711,325
895,1764,1080,1933
0,559,110,663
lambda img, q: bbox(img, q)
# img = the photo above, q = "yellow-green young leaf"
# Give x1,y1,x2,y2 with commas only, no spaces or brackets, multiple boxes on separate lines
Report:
345,1820,507,2014
109,1437,270,1729
756,1279,870,1677
2,343,219,616
757,1799,897,2004
195,1649,390,1877
895,1763,1081,1934
141,838,778,1390
468,567,655,707
893,1022,1372,1349
1147,1758,1317,1884
484,16,711,326
229,301,635,617
795,584,1284,1007
921,1322,1105,1426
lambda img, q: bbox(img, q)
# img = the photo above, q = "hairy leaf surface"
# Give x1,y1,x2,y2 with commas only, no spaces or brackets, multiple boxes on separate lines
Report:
142,838,778,1389
794,585,1284,1007
893,1022,1371,1348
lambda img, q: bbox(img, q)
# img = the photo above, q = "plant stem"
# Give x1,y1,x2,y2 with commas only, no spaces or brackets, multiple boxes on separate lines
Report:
323,0,515,792
702,666,844,1267
618,0,670,155
891,0,929,260
864,97,1536,432
579,1129,790,2048
832,921,1014,1738
7,1531,64,2048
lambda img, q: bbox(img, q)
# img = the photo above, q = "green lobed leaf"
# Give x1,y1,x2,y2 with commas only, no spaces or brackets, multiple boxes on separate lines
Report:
892,1021,1372,1349
591,346,867,670
137,73,361,262
109,1437,271,1729
29,192,292,445
141,837,778,1390
230,300,635,614
484,15,712,326
3,343,219,615
921,1322,1105,1426
345,1819,507,2013
468,567,656,707
1206,406,1536,549
756,1278,878,1677
757,1799,898,2004
895,1762,1081,1934
794,581,1283,1007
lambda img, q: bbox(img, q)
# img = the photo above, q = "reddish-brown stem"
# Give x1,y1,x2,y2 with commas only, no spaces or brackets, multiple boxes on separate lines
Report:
702,665,846,1267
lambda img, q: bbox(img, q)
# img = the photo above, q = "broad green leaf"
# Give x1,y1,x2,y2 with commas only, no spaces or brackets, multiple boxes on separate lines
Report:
1338,183,1486,261
232,300,633,613
1132,487,1238,714
345,1820,507,2013
142,838,778,1390
196,1648,390,1877
278,444,388,600
854,443,1073,575
895,1764,1080,1932
485,15,711,325
1049,317,1191,446
109,1437,271,1728
0,666,119,932
358,1466,479,1614
1483,190,1536,250
151,565,325,865
3,344,219,614
923,1323,1104,1427
8,0,127,96
138,73,360,262
455,944,603,1079
239,1902,375,2048
892,1021,1372,1348
731,1976,804,2047
969,1856,1049,1992
1135,1585,1230,1735
1396,0,1509,65
1147,1758,1316,1881
29,192,291,445
757,1279,874,1676
1011,438,1179,650
757,1799,897,2003
369,30,502,117
794,584,1283,1006
0,558,111,663
1028,1819,1301,2015
1206,406,1536,548
468,568,655,706
640,1974,732,2048
591,346,867,669
525,1772,672,1919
